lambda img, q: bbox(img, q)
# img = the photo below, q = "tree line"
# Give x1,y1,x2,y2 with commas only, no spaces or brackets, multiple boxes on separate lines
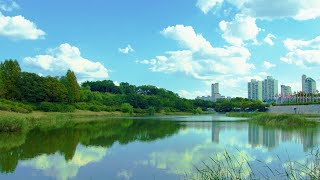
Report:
0,59,267,113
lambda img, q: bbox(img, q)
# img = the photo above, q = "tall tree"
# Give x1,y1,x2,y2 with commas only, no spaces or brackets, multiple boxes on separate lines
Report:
61,70,80,103
45,76,67,102
0,60,21,100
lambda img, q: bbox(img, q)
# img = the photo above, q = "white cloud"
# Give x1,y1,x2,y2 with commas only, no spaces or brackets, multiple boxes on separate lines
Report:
178,89,211,99
21,145,107,180
219,14,260,46
24,43,109,82
0,12,45,40
281,36,320,67
263,61,276,69
196,0,223,14
159,25,254,76
161,25,212,53
119,44,134,54
197,0,320,20
113,81,120,86
258,72,269,77
263,33,276,46
138,24,256,97
0,0,19,11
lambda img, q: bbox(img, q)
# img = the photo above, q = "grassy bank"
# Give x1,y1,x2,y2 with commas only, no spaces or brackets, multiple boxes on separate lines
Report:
0,110,195,133
227,112,318,128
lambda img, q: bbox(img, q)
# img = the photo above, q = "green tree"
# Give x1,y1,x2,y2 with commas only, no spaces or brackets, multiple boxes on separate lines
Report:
45,76,67,102
147,106,156,115
61,70,80,103
121,103,133,115
18,72,47,102
0,60,21,100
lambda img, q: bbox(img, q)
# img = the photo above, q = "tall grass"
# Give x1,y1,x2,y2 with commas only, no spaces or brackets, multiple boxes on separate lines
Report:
186,149,320,180
250,113,317,127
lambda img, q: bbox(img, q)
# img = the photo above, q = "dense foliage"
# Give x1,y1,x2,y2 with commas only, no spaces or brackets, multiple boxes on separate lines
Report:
214,97,268,112
0,59,214,113
0,59,268,113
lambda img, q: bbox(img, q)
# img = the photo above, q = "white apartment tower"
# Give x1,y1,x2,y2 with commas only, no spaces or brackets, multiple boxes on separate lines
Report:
211,83,221,102
262,76,278,102
248,79,262,101
302,74,306,92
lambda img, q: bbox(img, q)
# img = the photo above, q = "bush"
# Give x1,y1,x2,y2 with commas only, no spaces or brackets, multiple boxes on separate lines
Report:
0,99,33,113
121,103,133,115
147,106,156,115
192,107,203,114
89,105,101,112
0,116,27,132
39,102,75,113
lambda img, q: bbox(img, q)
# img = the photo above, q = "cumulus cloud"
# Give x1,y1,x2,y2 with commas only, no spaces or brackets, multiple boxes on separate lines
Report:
219,14,260,46
0,12,45,40
263,61,276,69
24,43,109,81
196,0,223,14
137,25,257,97
281,36,320,67
197,0,320,20
138,25,255,96
0,0,19,11
119,44,134,54
263,34,276,46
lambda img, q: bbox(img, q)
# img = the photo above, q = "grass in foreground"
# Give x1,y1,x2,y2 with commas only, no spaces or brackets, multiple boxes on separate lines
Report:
186,149,320,180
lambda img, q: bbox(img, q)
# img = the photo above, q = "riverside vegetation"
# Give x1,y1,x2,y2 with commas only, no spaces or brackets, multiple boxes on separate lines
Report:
227,112,318,128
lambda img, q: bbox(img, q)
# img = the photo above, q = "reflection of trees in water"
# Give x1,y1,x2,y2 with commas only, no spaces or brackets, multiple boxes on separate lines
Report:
248,123,320,151
0,119,183,173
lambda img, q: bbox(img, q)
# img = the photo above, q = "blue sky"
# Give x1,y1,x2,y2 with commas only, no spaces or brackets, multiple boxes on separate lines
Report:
1,0,320,98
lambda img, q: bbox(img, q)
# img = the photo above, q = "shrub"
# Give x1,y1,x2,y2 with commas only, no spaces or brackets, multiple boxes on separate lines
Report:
0,99,33,113
121,103,133,115
39,102,75,113
147,106,156,115
0,116,27,132
192,107,203,114
89,105,101,112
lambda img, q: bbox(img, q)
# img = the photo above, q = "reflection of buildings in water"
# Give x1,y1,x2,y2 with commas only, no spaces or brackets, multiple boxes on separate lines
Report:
248,124,279,150
249,124,320,151
211,122,248,144
182,122,212,130
183,121,320,152
182,122,248,144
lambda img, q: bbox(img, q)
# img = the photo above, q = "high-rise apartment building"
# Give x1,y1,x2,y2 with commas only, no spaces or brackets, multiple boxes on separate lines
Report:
281,85,292,97
262,76,278,102
302,74,306,92
211,83,221,102
248,79,262,101
302,75,317,93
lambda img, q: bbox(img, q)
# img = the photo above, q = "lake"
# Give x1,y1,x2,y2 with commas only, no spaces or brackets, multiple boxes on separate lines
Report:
0,115,319,180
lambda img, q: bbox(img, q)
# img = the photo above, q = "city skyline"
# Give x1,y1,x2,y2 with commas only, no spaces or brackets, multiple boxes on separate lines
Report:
1,0,320,99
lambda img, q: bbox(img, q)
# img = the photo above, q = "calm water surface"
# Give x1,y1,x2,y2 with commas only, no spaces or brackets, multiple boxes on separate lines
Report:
0,115,319,180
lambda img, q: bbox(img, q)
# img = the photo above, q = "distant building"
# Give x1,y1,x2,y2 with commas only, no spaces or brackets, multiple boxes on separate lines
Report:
262,76,278,102
248,79,262,101
305,77,316,93
281,85,292,97
302,74,317,93
196,96,212,101
302,74,307,92
211,83,222,102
